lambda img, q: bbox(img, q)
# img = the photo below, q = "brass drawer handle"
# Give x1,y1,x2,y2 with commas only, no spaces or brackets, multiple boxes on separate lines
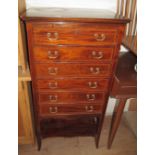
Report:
48,82,58,89
94,33,106,41
49,95,58,102
85,105,94,112
48,51,59,59
47,32,59,40
90,67,100,74
48,67,58,75
92,51,103,59
88,82,98,89
86,94,96,101
49,107,58,113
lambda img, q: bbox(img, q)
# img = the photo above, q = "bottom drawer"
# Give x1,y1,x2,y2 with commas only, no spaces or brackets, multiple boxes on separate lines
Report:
39,104,103,116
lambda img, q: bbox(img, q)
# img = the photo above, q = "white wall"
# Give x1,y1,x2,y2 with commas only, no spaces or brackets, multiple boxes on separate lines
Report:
25,0,129,115
26,0,117,12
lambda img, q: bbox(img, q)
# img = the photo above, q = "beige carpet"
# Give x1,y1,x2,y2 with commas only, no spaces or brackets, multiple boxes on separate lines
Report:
19,116,136,155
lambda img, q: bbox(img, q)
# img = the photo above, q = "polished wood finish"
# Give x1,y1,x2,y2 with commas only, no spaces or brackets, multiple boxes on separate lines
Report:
32,46,114,62
33,23,117,46
36,78,110,91
108,52,137,148
110,52,137,98
20,8,129,150
40,104,103,116
34,63,113,78
38,91,106,104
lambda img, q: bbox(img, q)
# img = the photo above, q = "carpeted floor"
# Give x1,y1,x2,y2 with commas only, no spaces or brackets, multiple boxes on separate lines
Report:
19,116,136,155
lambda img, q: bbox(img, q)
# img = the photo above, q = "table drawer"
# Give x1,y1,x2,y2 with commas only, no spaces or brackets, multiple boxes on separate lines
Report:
36,78,110,91
34,63,112,78
33,46,114,62
39,104,103,116
38,92,106,104
33,23,117,45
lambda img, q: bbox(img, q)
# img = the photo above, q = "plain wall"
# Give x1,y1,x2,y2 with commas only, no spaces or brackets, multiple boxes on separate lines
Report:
26,0,117,12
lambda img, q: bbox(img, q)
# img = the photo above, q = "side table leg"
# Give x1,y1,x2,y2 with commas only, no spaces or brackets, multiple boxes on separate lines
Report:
108,98,127,149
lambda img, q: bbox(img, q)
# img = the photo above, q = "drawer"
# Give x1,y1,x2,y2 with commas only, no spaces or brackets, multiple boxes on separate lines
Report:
34,63,112,78
38,92,106,104
39,104,103,116
33,46,114,62
36,78,110,91
33,23,117,45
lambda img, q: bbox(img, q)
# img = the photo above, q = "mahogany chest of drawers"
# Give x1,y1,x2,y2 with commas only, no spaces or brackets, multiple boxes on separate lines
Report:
20,8,129,150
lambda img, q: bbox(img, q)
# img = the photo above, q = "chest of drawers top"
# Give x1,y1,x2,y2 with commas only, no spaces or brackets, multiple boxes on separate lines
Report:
20,7,129,23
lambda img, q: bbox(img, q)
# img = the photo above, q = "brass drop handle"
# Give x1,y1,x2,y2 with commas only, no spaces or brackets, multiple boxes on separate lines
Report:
94,33,106,41
85,106,94,112
86,94,96,101
49,107,58,113
90,67,100,74
48,67,58,75
92,51,103,59
47,32,59,40
48,51,59,59
88,82,98,89
48,82,58,89
49,95,58,102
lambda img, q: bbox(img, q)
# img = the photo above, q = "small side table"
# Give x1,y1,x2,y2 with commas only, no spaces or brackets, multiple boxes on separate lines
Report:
108,52,137,149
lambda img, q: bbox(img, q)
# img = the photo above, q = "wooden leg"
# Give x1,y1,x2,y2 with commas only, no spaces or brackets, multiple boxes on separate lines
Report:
95,117,102,148
37,133,42,151
108,98,127,149
95,95,109,148
36,127,42,151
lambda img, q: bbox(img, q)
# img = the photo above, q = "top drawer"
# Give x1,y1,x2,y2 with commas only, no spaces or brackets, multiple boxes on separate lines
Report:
32,23,117,45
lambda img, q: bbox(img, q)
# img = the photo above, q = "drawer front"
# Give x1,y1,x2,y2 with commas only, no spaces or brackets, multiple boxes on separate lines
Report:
34,63,112,78
36,78,110,91
38,92,106,104
33,46,114,62
39,104,103,116
33,23,117,45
